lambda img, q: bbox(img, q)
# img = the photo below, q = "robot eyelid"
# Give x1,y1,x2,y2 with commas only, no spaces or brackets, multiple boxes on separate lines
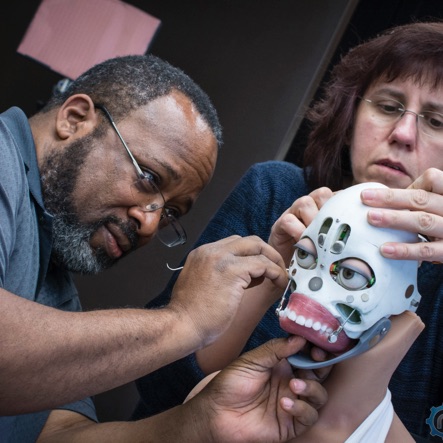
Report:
341,261,372,281
330,259,376,290
295,237,317,254
307,259,318,270
294,239,318,270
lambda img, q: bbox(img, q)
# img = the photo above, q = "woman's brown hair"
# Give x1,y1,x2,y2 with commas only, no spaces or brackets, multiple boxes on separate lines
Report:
303,21,443,190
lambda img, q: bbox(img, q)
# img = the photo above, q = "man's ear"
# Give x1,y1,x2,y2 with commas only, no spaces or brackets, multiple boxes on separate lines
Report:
55,94,99,140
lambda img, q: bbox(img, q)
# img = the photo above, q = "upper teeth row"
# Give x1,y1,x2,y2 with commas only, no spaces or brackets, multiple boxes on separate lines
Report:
279,308,333,334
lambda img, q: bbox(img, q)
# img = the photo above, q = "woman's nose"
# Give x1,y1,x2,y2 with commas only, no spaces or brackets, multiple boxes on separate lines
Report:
388,111,419,149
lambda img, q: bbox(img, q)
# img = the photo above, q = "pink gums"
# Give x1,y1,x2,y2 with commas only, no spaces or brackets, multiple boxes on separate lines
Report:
279,293,356,354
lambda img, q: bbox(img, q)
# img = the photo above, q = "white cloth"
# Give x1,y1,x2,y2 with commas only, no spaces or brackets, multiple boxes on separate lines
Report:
344,389,394,443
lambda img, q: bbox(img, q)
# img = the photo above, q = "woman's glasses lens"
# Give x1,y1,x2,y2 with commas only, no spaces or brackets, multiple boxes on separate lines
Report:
363,95,443,140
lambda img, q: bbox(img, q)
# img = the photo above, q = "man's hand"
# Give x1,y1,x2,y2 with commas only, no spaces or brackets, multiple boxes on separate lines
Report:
37,337,327,443
169,235,289,347
269,187,334,264
188,336,328,442
293,343,334,384
361,168,443,263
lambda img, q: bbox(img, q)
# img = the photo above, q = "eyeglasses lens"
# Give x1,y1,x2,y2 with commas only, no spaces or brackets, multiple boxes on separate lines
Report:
364,96,443,140
130,177,165,212
157,214,187,247
131,177,187,247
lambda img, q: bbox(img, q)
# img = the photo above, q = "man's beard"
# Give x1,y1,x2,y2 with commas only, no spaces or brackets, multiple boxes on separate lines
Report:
40,128,138,274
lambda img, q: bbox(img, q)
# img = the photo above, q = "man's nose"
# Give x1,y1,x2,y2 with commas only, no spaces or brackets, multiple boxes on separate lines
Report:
128,206,163,239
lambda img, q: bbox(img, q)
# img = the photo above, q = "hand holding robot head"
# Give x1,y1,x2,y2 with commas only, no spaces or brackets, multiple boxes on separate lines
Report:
278,182,421,365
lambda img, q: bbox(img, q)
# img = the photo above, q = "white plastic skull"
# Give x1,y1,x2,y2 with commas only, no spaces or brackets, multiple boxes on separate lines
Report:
279,182,421,354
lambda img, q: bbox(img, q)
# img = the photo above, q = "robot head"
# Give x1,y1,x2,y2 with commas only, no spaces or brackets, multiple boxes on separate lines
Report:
278,182,421,355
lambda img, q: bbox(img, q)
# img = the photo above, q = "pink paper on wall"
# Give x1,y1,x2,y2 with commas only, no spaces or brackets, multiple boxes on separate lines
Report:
17,0,161,79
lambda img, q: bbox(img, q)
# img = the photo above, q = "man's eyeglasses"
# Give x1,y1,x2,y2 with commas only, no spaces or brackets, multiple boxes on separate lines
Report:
361,95,443,141
95,104,187,247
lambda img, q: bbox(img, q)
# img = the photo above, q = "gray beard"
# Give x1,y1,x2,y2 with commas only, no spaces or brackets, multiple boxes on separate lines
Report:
40,127,137,274
50,215,116,274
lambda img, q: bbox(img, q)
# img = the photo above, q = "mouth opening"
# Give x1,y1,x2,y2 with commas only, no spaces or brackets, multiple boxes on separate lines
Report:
336,303,361,324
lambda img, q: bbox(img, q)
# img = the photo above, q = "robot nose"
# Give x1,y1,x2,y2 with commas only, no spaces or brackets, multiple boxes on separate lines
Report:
308,277,323,291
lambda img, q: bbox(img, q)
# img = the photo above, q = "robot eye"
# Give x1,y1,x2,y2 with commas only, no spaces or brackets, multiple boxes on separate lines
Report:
296,248,316,269
294,238,317,269
337,267,368,290
331,258,374,291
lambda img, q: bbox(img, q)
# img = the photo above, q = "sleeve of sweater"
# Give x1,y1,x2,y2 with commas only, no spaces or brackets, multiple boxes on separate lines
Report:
132,160,309,419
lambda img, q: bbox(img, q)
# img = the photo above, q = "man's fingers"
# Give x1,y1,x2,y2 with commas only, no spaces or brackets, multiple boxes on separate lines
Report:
280,395,319,428
172,235,289,347
208,235,285,264
280,377,327,434
243,255,288,288
294,345,333,382
289,378,328,410
239,336,307,370
183,234,288,288
228,235,284,262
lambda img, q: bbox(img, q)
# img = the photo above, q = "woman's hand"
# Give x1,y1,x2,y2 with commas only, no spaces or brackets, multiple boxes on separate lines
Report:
269,187,334,264
361,168,443,263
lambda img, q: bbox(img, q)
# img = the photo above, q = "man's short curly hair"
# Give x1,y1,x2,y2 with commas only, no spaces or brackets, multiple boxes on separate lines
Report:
43,54,222,148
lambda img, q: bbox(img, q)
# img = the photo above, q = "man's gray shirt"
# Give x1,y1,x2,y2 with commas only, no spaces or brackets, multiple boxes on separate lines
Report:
0,107,97,442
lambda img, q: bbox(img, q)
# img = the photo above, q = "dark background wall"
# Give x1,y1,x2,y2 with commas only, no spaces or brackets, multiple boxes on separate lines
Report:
1,0,442,423
1,0,358,308
287,0,443,165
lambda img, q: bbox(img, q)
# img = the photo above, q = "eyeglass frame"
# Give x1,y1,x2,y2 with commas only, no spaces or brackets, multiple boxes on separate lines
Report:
360,95,443,140
94,103,187,247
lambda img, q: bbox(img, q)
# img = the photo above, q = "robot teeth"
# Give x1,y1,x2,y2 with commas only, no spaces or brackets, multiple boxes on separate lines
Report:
280,308,333,334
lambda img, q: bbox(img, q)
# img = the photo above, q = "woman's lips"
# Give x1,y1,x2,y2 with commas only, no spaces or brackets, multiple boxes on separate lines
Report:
278,293,356,354
375,160,408,176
